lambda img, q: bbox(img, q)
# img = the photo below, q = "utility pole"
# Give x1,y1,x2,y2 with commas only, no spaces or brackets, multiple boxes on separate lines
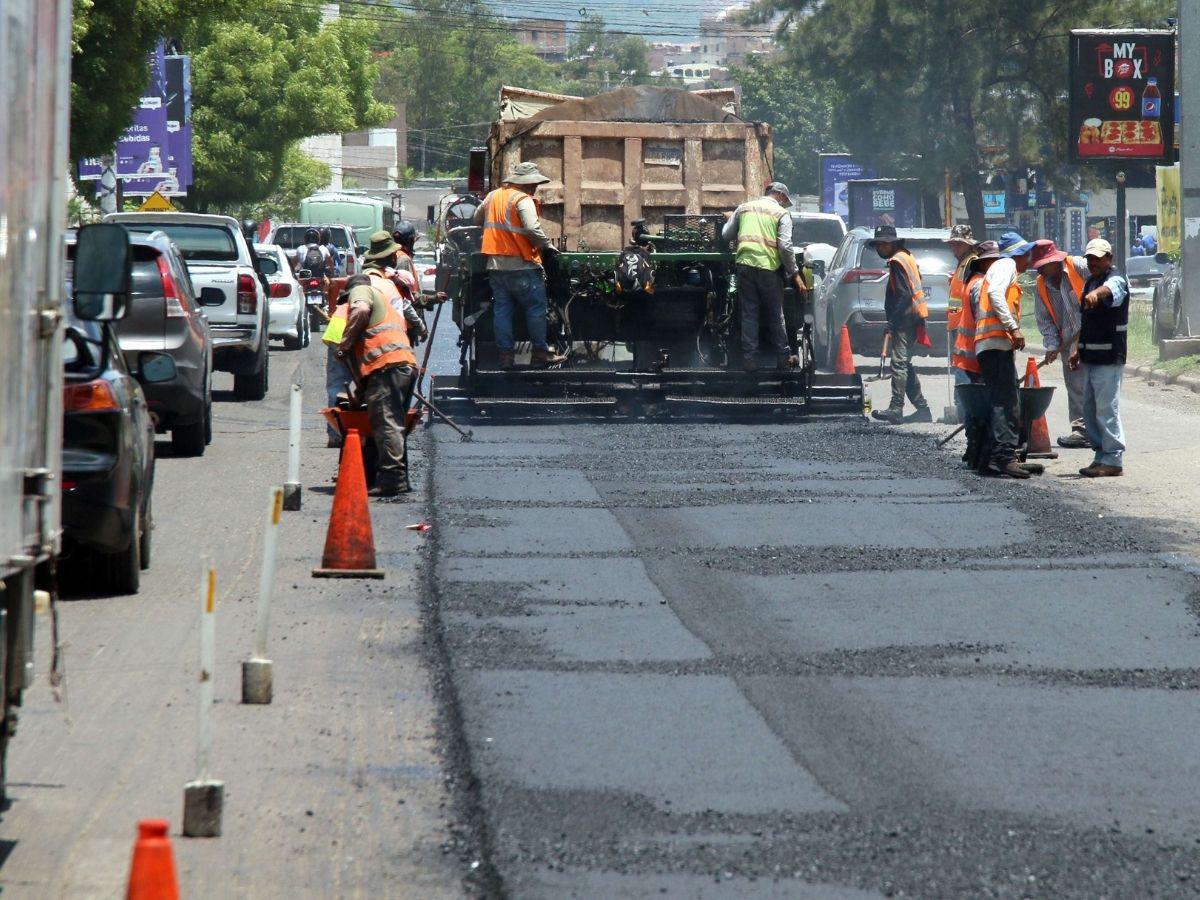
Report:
1180,0,1200,340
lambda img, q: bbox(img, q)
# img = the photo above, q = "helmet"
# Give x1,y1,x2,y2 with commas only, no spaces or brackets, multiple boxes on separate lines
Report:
304,227,320,244
242,219,257,239
319,226,331,243
392,221,417,248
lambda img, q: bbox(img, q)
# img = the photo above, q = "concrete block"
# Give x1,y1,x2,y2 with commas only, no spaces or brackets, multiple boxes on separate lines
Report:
241,658,273,704
282,482,301,511
182,780,223,837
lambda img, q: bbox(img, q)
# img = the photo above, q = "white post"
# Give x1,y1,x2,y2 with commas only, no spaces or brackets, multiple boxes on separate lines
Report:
183,564,223,838
242,487,281,704
283,382,302,510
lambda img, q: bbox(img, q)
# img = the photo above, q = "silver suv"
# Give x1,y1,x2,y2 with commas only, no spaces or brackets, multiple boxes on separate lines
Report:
813,226,955,366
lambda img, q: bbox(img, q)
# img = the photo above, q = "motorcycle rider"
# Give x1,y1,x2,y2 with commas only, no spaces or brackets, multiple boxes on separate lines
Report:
296,227,331,280
320,227,342,278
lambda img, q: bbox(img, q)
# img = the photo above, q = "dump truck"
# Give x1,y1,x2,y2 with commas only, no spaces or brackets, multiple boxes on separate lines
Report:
433,85,863,421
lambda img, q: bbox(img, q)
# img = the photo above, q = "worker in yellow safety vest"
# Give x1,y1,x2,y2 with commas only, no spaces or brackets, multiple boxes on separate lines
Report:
1029,239,1090,449
721,181,804,372
473,162,567,370
869,224,932,424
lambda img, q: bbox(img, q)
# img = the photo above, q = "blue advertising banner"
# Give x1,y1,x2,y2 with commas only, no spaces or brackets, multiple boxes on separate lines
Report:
983,191,1006,216
819,154,876,217
78,43,191,196
846,179,922,229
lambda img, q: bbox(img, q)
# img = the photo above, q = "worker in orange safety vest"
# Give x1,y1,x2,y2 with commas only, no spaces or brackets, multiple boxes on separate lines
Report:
1029,239,1090,449
870,224,932,424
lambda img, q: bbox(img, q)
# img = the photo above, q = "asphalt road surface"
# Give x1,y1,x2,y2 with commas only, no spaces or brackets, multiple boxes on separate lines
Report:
2,323,1199,898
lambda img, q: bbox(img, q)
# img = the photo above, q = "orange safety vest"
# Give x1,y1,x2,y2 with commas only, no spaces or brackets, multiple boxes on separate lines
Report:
975,271,1023,346
952,274,983,374
354,300,416,377
946,257,975,332
1035,264,1085,333
890,249,927,318
480,186,542,266
367,268,405,312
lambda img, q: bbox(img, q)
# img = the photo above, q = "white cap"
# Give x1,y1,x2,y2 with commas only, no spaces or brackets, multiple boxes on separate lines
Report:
1084,238,1113,258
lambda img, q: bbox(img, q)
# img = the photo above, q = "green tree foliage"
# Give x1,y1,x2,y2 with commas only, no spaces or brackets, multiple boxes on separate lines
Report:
733,55,840,194
748,0,1172,231
559,14,654,96
183,7,392,211
229,147,332,222
376,0,556,174
70,0,236,160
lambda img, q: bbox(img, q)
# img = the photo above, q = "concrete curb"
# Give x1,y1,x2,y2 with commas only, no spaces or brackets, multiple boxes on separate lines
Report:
1027,341,1200,394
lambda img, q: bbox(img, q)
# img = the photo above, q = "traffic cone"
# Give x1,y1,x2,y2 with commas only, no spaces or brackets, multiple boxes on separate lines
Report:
1022,357,1058,459
312,428,384,579
834,325,856,375
126,820,179,900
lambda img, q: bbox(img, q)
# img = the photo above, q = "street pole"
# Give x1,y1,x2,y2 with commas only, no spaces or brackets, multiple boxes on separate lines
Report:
1182,0,1200,337
1115,170,1127,271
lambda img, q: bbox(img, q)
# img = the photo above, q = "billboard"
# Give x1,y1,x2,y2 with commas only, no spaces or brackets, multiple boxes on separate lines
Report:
818,154,876,218
1069,30,1175,162
846,179,922,229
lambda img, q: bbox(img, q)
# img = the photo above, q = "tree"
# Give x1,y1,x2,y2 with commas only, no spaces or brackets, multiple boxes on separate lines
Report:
747,0,1172,233
70,0,237,160
182,6,392,211
230,147,332,222
375,0,556,174
733,55,840,194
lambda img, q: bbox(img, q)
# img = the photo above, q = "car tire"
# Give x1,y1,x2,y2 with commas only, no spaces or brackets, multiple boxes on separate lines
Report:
139,493,152,570
172,419,206,457
283,311,303,351
301,308,311,348
234,344,269,401
101,505,141,595
204,394,213,445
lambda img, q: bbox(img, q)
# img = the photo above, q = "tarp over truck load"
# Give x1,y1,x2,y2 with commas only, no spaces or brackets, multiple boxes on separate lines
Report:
488,85,772,252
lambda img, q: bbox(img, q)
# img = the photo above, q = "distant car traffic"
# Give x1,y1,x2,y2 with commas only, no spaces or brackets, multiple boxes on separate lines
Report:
1125,254,1169,299
60,299,174,595
109,212,271,401
813,226,956,366
1151,253,1182,343
412,251,438,294
255,243,309,350
790,212,847,273
268,222,360,276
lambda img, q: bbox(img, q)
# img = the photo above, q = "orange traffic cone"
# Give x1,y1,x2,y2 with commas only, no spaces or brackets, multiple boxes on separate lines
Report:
312,428,384,579
834,325,856,375
126,820,179,900
1023,357,1058,459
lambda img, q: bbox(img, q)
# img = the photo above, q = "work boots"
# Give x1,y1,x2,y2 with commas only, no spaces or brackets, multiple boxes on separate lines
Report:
531,347,568,367
871,406,903,424
902,406,933,424
497,350,515,370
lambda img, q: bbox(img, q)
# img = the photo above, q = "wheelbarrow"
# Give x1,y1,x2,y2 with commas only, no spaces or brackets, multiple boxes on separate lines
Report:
320,406,378,487
955,383,1054,474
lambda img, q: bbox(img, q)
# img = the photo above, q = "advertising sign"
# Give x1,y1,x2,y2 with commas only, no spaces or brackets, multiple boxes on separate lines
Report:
1157,163,1181,254
846,179,921,229
982,191,1006,216
818,154,876,217
1069,30,1175,162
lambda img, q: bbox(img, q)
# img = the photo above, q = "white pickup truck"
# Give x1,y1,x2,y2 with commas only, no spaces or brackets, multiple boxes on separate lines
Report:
107,212,271,400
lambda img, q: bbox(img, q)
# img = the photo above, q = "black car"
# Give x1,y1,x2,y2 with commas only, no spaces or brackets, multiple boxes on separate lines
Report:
62,226,176,594
1151,253,1182,344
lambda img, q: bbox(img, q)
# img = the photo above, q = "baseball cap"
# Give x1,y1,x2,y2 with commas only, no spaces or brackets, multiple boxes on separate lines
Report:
1085,238,1114,258
766,181,792,204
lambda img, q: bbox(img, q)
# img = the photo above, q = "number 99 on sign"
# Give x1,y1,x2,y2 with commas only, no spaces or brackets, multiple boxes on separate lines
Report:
1109,86,1134,112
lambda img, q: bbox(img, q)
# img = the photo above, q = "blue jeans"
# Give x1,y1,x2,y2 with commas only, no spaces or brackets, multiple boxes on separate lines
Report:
489,269,549,351
952,366,977,425
325,346,353,440
1081,362,1125,467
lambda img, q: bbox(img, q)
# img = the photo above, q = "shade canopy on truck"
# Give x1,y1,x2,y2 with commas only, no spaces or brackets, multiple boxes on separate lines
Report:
488,85,773,252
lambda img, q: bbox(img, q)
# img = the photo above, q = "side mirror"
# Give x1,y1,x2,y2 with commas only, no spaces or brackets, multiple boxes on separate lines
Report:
810,259,827,279
1155,252,1170,265
138,351,177,384
73,223,131,321
199,288,225,307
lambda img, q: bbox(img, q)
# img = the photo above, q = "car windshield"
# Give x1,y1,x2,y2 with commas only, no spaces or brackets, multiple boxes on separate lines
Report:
120,223,237,262
323,227,352,249
1126,256,1167,276
858,240,956,275
791,216,845,246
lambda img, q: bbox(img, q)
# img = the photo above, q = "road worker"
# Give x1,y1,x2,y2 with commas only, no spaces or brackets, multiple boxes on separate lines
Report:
1029,239,1090,449
721,181,803,372
869,224,932,423
362,230,428,345
973,232,1034,478
473,162,567,369
945,224,979,426
1068,239,1130,477
337,274,419,498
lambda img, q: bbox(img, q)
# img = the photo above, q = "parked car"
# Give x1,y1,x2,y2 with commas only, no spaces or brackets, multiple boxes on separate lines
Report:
813,226,956,366
412,251,438,295
255,243,308,350
1125,254,1169,299
1151,253,1182,344
790,212,847,272
108,212,271,401
108,232,213,456
60,282,176,595
267,222,359,276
